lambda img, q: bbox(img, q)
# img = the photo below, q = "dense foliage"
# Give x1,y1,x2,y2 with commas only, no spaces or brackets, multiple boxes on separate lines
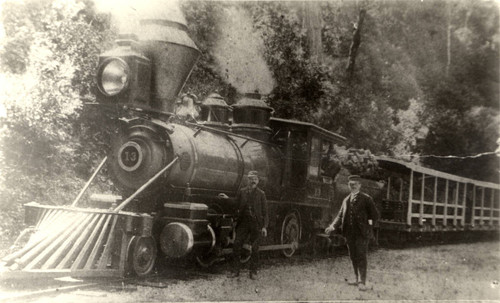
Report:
0,0,114,240
0,0,498,240
181,0,499,180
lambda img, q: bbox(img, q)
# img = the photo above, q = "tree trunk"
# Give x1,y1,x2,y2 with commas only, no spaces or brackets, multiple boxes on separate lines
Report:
446,2,452,78
303,2,323,62
346,8,366,80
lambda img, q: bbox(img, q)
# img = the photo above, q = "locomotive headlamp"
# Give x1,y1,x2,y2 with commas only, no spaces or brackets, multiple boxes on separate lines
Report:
98,58,130,96
95,43,151,108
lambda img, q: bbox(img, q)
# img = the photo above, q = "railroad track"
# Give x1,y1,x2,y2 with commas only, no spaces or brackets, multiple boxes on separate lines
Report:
0,276,132,302
1,236,495,302
0,249,342,302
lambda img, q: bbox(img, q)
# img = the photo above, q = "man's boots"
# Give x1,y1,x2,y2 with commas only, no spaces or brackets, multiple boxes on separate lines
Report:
347,277,359,286
249,270,257,280
227,270,240,278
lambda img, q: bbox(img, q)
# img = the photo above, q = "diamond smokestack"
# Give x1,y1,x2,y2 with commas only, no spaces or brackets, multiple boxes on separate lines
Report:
135,2,200,113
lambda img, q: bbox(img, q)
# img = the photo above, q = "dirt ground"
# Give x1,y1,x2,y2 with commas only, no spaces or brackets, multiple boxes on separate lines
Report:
2,241,500,302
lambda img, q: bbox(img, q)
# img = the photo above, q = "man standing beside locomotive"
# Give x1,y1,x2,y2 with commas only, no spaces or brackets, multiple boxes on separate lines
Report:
229,170,269,280
325,175,379,291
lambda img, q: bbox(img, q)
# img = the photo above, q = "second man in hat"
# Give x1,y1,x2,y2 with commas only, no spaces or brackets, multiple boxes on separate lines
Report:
229,170,269,279
325,175,379,291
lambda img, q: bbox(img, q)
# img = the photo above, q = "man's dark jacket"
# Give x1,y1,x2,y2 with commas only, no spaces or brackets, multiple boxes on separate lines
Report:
332,192,379,239
236,186,269,229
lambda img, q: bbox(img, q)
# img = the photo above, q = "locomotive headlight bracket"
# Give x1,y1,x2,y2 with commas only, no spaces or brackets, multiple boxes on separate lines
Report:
97,58,130,97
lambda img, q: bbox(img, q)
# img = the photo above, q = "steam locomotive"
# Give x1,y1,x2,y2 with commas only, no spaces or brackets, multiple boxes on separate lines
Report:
1,8,498,280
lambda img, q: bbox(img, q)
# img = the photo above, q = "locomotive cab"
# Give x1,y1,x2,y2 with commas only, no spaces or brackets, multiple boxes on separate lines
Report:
270,118,346,189
269,118,347,228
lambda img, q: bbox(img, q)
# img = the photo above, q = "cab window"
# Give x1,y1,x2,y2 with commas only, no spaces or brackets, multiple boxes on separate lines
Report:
308,136,321,177
290,131,308,187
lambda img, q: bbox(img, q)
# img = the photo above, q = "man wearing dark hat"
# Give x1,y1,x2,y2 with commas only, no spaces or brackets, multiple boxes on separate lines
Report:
229,170,269,279
325,175,379,291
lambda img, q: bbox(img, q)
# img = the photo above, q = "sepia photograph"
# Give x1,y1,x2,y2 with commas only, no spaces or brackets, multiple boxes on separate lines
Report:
0,0,499,301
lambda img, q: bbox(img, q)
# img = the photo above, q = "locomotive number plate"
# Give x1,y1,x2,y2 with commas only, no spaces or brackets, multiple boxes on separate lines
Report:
118,141,143,172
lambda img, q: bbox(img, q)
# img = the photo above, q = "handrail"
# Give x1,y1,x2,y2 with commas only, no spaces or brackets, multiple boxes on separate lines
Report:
184,122,277,146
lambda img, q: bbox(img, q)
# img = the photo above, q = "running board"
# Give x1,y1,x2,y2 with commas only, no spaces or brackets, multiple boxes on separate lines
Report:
220,242,297,255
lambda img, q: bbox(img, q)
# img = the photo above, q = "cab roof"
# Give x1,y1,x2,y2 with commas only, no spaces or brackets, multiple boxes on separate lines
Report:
270,117,347,144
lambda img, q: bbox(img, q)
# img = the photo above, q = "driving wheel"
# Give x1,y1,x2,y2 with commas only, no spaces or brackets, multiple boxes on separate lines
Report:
281,212,300,257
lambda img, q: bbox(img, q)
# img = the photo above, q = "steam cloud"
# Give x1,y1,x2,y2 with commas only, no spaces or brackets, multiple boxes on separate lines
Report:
94,1,275,95
94,0,184,35
213,7,276,95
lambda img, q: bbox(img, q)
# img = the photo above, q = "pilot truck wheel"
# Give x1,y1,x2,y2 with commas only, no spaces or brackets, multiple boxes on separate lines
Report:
127,236,157,277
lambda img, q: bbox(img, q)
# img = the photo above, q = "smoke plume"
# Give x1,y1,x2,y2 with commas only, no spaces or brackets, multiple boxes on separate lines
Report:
94,0,184,35
212,6,276,95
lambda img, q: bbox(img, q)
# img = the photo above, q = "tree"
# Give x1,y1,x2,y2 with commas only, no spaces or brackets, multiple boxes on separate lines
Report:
0,0,114,239
413,0,499,182
181,1,499,171
345,8,366,80
302,1,323,62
